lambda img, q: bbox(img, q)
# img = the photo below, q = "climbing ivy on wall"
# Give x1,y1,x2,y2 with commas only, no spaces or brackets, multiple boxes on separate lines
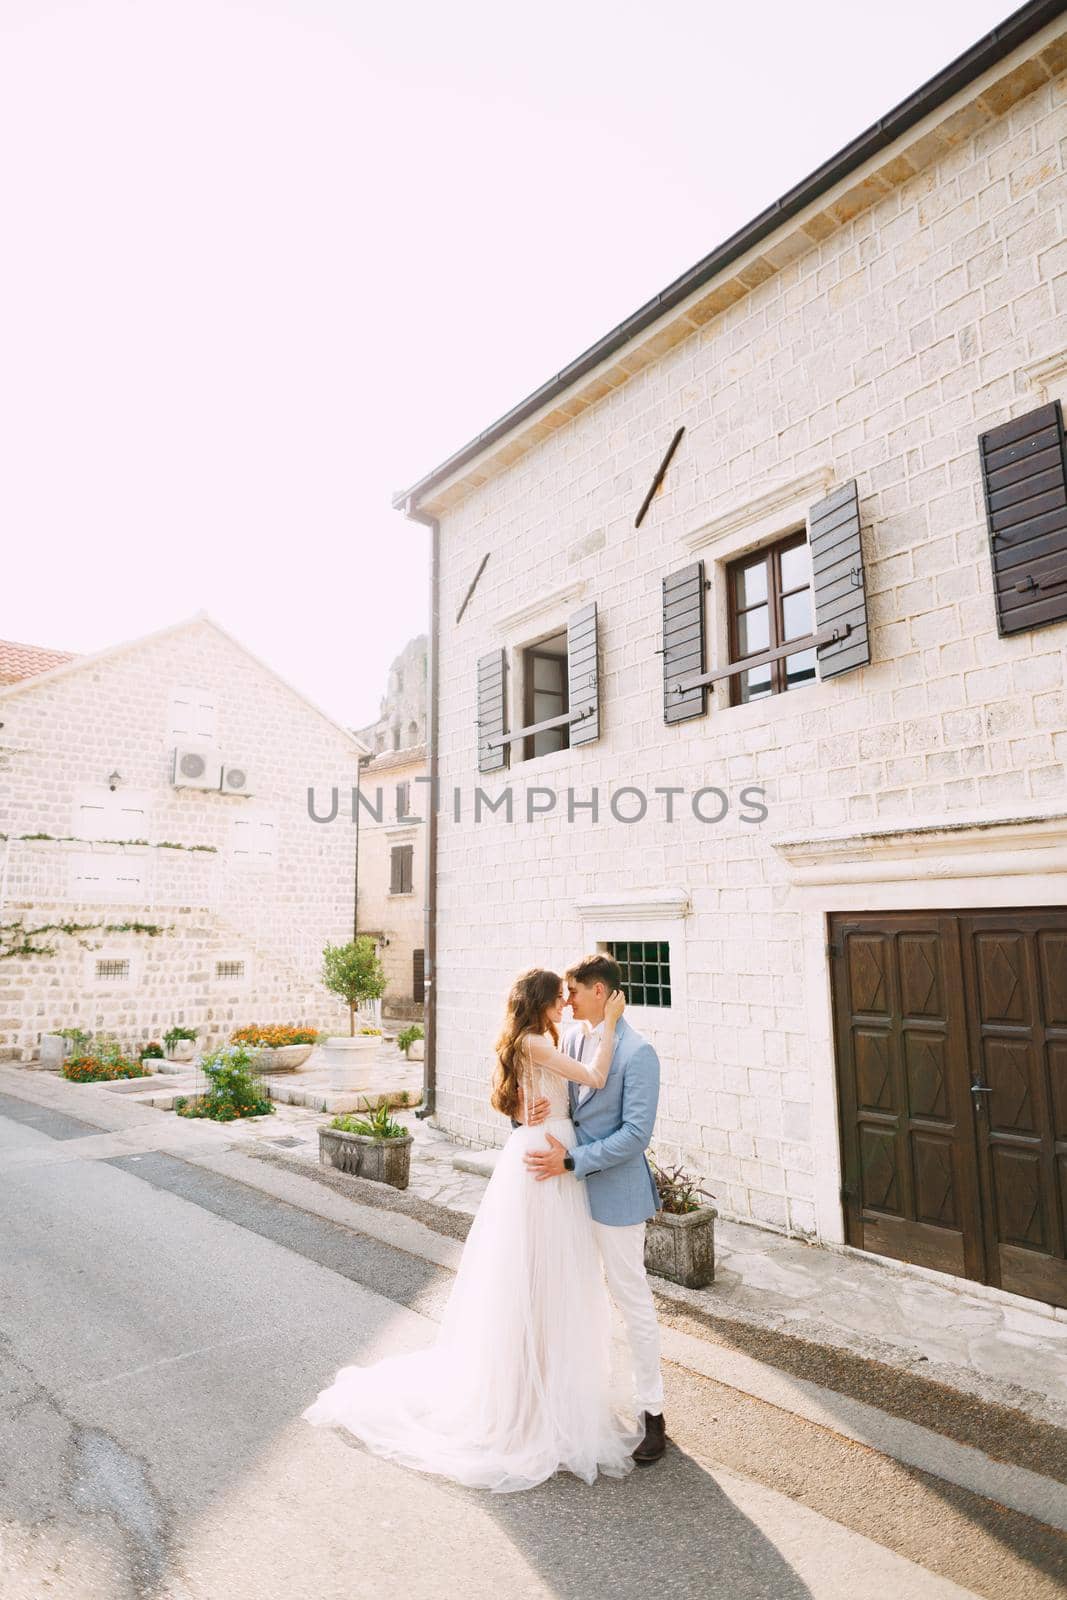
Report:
0,918,169,961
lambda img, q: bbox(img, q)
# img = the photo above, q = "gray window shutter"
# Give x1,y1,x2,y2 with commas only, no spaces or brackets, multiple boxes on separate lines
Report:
979,400,1067,636
662,560,706,724
809,480,870,679
476,648,508,773
567,602,599,746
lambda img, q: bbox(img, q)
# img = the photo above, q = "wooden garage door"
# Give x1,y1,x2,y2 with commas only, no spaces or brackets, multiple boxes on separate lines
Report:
830,909,1067,1310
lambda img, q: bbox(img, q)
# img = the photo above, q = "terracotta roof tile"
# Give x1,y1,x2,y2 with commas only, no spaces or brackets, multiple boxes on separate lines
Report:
0,638,79,685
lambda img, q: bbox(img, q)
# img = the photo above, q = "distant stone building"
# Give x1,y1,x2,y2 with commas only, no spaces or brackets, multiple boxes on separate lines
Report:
354,638,428,1021
0,612,369,1059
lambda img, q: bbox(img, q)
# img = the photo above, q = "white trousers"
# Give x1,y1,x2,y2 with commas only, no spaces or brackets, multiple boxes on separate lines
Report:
592,1219,665,1415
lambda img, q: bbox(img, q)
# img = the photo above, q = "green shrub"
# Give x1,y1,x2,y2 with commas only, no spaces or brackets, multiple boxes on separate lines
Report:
397,1024,424,1053
174,1042,273,1122
64,1055,143,1083
332,1098,407,1140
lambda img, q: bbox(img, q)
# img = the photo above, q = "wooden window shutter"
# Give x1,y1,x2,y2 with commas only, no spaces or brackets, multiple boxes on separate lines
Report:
401,845,413,894
389,846,402,894
979,400,1067,636
412,948,425,1003
567,602,600,746
476,648,508,773
809,480,871,679
662,560,706,724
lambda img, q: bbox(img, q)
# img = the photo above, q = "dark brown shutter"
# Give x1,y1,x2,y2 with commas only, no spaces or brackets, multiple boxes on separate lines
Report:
809,480,870,679
979,400,1067,636
567,602,599,746
412,948,425,1004
476,648,508,773
400,845,413,894
389,846,402,894
662,560,706,723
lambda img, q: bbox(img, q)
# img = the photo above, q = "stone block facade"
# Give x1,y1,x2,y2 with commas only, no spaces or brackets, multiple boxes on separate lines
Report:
0,616,367,1058
407,21,1067,1266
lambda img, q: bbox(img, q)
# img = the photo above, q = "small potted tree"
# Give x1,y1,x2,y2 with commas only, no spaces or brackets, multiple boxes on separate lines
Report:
163,1025,199,1063
318,938,386,1085
644,1157,717,1289
319,1097,413,1190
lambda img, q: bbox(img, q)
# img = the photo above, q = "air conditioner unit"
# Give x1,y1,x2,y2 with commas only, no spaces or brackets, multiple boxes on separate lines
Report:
171,746,224,791
220,762,253,796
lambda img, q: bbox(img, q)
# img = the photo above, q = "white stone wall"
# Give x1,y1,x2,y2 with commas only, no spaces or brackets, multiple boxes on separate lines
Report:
356,747,427,1015
423,63,1067,1237
0,618,365,1058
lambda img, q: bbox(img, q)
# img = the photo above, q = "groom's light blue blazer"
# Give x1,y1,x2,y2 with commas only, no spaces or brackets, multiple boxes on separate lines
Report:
563,1016,661,1227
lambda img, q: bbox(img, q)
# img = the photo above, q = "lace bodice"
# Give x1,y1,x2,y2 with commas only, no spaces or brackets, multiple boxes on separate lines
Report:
520,1035,573,1119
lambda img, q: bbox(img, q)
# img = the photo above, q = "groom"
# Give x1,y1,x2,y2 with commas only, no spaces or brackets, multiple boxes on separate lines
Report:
523,953,668,1465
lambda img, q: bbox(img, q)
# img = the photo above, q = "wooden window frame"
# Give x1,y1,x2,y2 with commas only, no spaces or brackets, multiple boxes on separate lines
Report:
521,639,570,763
727,530,815,705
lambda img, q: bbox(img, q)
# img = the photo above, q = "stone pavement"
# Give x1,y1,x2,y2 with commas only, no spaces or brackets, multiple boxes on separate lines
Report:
5,1059,1067,1433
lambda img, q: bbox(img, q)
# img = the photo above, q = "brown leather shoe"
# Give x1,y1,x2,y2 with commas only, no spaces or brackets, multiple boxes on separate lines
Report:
632,1411,667,1464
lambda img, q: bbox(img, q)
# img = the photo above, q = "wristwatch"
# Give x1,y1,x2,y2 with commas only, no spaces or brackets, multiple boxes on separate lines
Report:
563,1154,575,1171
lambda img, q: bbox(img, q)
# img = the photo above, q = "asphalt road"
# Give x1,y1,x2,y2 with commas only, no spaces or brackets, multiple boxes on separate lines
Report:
1,1090,1064,1600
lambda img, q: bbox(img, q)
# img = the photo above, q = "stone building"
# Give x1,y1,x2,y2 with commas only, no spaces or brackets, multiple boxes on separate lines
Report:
394,10,1067,1313
354,637,428,1021
0,612,369,1058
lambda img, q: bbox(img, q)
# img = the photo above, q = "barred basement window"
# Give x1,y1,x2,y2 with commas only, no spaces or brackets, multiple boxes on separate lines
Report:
96,959,130,980
602,941,671,1007
216,960,245,980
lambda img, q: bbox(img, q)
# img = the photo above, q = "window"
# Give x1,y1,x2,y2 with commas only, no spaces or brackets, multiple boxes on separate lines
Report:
603,940,671,1007
522,633,569,760
72,786,150,842
231,812,278,868
396,782,411,822
216,960,245,980
727,532,816,703
413,948,425,1003
95,958,130,980
69,852,147,903
390,843,414,895
168,685,218,745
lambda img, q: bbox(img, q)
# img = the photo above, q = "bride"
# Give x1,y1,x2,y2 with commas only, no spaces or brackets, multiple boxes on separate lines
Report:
301,967,643,1492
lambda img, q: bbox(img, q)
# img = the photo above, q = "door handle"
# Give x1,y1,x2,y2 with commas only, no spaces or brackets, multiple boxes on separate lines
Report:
970,1082,992,1101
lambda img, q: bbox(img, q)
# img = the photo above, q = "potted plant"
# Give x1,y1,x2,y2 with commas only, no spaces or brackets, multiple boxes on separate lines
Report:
163,1025,199,1062
39,1026,92,1069
644,1157,717,1289
229,1024,319,1072
318,1097,413,1190
397,1023,424,1061
318,939,387,1083
139,1040,165,1062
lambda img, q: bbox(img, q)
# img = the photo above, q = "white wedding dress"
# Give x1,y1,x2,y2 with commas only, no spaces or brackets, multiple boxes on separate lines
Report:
301,1036,642,1492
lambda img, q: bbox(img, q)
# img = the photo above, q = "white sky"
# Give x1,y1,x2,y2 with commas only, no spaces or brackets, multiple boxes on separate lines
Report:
0,0,1012,730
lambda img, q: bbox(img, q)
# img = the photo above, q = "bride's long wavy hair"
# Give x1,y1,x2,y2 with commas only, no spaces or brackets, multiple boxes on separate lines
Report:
491,967,561,1119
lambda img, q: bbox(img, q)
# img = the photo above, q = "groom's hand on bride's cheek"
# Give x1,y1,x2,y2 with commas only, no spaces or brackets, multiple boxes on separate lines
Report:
524,1134,567,1181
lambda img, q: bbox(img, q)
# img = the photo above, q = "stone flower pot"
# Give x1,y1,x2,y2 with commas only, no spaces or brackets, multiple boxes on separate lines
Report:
644,1205,717,1289
318,1125,413,1190
165,1039,196,1062
249,1043,314,1073
317,1034,383,1088
39,1033,73,1070
405,1038,425,1061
